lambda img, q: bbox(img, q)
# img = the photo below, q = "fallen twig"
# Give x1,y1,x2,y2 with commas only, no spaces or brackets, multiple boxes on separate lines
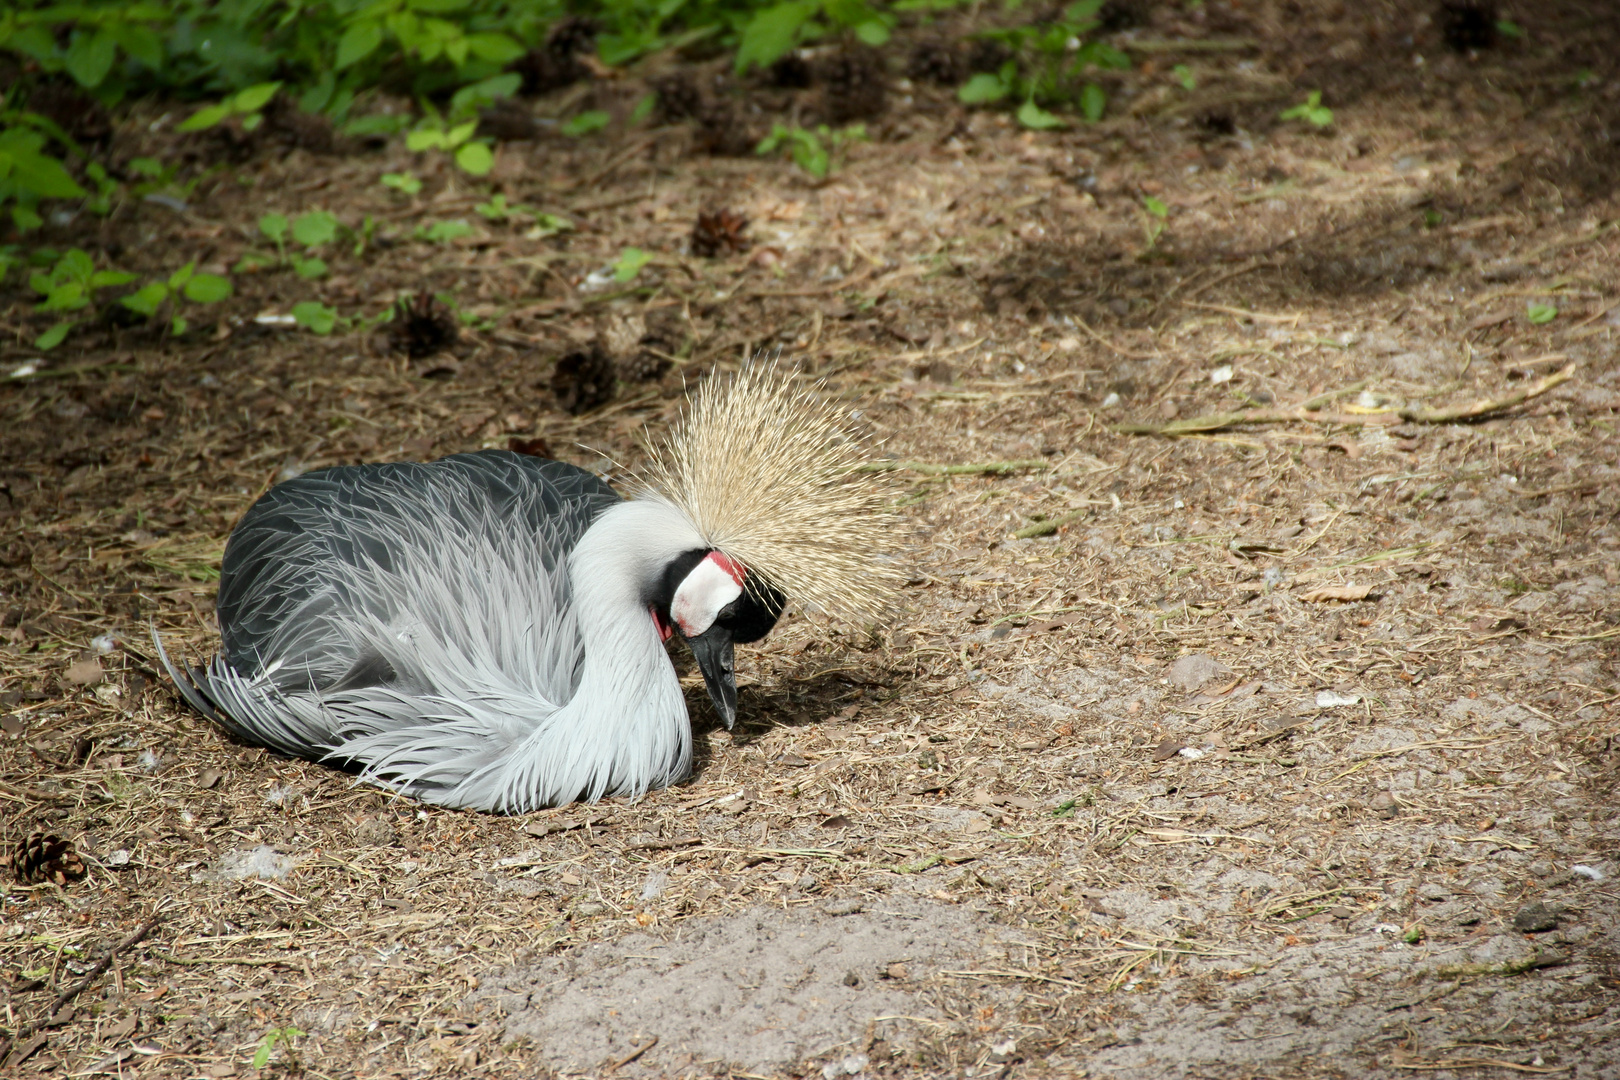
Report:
604,1035,658,1072
1113,366,1575,436
858,459,1052,476
0,914,161,1066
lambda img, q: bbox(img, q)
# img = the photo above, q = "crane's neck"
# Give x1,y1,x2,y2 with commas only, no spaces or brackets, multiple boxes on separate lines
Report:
498,500,702,810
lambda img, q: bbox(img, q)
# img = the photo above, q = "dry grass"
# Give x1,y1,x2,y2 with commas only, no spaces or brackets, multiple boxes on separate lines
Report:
4,1,1620,1076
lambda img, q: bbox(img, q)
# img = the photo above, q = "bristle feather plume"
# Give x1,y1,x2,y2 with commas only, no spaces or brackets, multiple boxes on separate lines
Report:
637,364,899,622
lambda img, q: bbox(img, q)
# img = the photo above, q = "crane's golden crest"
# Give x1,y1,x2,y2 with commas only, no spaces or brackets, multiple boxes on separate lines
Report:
637,364,900,622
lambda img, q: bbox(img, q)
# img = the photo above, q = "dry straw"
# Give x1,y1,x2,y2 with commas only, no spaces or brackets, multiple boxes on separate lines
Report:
637,363,901,622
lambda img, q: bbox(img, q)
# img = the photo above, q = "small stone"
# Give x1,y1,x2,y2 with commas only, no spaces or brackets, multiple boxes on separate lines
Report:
987,1037,1018,1064
574,901,608,917
823,897,863,916
886,962,909,980
1513,902,1560,933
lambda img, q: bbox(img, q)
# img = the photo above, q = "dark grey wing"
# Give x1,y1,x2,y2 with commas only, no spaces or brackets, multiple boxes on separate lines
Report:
214,451,620,694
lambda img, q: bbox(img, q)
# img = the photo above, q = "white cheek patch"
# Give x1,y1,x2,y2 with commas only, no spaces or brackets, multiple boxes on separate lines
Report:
671,553,745,637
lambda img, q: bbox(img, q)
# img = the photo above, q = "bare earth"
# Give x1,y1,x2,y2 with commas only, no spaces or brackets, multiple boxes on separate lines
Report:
3,2,1619,1078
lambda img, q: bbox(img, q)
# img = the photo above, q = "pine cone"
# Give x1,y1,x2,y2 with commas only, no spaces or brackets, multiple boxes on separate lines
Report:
651,72,705,123
551,346,617,414
507,435,554,458
1097,0,1148,33
767,53,814,89
511,18,600,98
690,209,750,258
390,291,460,359
546,16,600,58
820,46,887,124
694,99,758,157
1440,1,1497,51
906,40,965,87
9,832,87,886
965,38,1015,76
262,96,338,154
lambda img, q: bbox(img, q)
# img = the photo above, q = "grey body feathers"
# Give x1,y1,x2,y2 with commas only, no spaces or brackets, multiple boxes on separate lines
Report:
155,451,701,812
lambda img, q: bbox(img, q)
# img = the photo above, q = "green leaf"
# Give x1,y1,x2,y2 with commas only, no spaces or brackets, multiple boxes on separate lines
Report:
252,1036,275,1071
736,0,816,74
1495,19,1523,38
630,94,656,124
167,261,196,289
241,113,264,132
177,103,232,132
1172,64,1196,90
38,283,87,312
405,128,446,152
65,29,118,89
1142,195,1168,219
1017,100,1065,130
420,220,475,242
171,314,189,336
183,274,233,303
291,211,339,248
560,111,611,137
36,321,74,350
233,252,276,273
613,247,652,283
854,20,890,46
292,301,338,334
120,281,170,317
381,172,423,195
129,157,164,179
111,22,164,70
336,21,385,70
454,141,494,175
958,73,1010,104
232,82,283,114
90,270,137,289
258,213,289,244
464,32,524,64
445,120,478,148
1080,82,1107,122
293,256,328,279
1526,302,1557,325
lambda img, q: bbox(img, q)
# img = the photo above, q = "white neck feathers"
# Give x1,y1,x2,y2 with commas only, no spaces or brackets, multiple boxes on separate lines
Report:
495,500,702,810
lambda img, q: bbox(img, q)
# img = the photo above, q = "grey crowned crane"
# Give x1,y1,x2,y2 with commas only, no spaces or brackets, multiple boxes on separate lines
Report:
153,367,895,813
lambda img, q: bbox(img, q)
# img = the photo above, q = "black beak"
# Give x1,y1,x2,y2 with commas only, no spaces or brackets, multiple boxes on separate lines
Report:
686,624,737,730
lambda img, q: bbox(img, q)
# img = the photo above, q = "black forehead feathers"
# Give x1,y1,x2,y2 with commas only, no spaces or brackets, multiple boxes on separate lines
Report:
652,549,786,644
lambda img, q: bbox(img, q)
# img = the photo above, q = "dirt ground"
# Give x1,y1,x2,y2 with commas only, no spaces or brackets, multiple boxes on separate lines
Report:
3,1,1619,1077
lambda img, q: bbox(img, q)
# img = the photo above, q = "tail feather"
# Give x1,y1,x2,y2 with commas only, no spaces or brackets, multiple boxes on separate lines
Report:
149,623,228,725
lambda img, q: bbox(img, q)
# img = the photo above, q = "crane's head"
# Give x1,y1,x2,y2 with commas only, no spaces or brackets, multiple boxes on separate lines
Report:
654,549,785,730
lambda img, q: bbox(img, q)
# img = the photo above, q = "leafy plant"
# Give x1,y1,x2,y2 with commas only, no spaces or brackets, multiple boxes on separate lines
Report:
29,248,135,348
292,301,339,334
252,1025,305,1070
1526,301,1557,325
176,81,283,133
1279,90,1333,128
955,1,1127,124
248,211,341,279
1172,63,1195,90
415,219,477,242
382,172,423,195
756,122,866,179
406,116,493,176
1139,194,1168,250
734,0,893,75
613,247,652,283
561,110,611,137
119,260,234,336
